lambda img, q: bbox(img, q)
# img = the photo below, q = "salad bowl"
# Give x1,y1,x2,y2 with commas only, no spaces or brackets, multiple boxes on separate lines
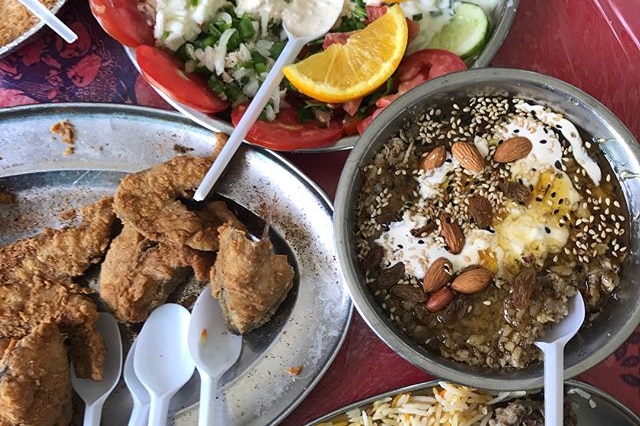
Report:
90,0,519,152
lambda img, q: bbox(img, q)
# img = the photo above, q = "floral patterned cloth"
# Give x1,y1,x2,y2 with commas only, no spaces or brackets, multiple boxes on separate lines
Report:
1,0,638,423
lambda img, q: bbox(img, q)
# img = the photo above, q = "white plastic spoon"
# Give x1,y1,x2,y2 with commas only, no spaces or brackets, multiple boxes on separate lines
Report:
17,0,78,43
188,286,243,426
124,338,150,426
71,312,123,426
193,0,345,201
534,291,585,426
134,303,195,426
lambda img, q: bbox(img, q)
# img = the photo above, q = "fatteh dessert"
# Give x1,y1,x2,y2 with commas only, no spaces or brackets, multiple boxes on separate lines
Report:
355,96,629,369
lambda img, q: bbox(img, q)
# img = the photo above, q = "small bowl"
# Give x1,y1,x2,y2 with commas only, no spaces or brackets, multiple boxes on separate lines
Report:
0,0,68,58
334,68,640,391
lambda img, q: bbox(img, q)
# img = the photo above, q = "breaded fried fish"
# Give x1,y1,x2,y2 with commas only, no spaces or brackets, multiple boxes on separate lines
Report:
0,196,115,380
0,323,72,426
210,224,295,334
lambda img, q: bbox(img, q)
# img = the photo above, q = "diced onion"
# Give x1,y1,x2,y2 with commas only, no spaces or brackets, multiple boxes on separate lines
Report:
255,39,273,58
214,28,237,75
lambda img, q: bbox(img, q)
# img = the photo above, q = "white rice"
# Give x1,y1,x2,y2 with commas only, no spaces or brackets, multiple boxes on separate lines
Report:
316,382,523,426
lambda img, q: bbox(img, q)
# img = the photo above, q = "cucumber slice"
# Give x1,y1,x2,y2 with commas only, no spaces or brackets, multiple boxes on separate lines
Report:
426,2,489,59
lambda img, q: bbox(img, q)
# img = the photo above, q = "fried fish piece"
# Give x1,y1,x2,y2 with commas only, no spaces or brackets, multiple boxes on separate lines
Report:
113,155,221,251
100,224,214,323
210,224,295,334
0,196,115,282
0,197,115,380
0,323,72,426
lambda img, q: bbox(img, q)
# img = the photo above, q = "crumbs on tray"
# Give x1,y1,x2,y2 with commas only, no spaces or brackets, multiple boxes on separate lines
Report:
287,365,304,376
50,119,76,155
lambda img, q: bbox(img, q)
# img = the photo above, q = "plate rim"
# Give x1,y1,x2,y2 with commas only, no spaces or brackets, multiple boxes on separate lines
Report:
305,379,640,426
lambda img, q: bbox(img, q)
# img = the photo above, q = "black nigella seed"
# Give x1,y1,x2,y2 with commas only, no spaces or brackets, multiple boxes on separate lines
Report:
545,227,551,234
540,139,547,144
554,160,562,169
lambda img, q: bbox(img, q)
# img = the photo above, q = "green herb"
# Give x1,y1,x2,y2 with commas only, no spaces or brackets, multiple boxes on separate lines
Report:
230,30,242,50
190,0,198,6
161,30,170,41
195,33,218,49
335,0,367,32
237,14,256,40
270,40,286,58
175,43,192,62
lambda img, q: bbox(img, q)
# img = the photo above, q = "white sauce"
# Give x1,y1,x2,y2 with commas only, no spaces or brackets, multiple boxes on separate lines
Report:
281,0,346,37
376,211,497,278
376,101,597,277
416,153,458,199
516,101,602,185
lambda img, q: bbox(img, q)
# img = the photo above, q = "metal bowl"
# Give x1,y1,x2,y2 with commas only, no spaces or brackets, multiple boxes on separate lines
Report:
125,0,519,153
0,0,68,58
334,68,640,391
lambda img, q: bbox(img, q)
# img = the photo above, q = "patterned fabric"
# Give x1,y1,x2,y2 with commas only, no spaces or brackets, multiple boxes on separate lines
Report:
0,0,167,108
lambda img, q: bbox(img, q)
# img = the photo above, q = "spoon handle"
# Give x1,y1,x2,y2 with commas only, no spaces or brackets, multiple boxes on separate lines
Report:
541,342,564,426
193,37,309,201
197,372,220,426
83,401,104,426
128,400,150,426
148,394,171,426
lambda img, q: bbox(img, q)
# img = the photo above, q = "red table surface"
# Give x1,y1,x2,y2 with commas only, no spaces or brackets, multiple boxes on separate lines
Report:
0,0,638,423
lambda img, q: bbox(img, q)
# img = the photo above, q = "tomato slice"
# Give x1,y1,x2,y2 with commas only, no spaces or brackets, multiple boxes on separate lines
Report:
135,45,228,113
397,48,467,82
231,104,344,150
358,49,467,134
89,0,154,47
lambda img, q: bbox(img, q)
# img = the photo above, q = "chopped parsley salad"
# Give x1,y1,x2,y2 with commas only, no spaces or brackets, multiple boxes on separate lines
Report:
90,0,498,150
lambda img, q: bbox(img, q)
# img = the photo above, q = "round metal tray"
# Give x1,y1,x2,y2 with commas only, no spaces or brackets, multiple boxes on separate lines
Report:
307,379,640,425
0,102,352,425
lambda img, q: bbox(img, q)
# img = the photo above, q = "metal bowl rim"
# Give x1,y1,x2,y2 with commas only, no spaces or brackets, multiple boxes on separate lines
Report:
334,67,640,391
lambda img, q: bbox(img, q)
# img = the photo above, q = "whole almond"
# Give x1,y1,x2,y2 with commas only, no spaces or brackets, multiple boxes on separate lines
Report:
467,195,493,228
423,257,453,292
451,141,484,172
451,267,492,294
439,213,465,254
493,136,533,163
421,146,446,172
425,287,454,312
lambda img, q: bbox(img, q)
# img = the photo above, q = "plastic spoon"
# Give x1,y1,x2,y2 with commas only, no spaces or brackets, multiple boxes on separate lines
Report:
534,291,585,426
71,312,123,426
188,286,242,425
193,0,344,201
17,0,78,43
134,303,195,426
124,338,150,426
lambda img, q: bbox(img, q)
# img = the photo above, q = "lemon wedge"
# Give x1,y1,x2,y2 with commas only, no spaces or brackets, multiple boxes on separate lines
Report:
283,5,408,103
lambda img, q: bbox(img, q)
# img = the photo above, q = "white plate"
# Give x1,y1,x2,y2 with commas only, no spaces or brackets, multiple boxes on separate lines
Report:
123,0,520,153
